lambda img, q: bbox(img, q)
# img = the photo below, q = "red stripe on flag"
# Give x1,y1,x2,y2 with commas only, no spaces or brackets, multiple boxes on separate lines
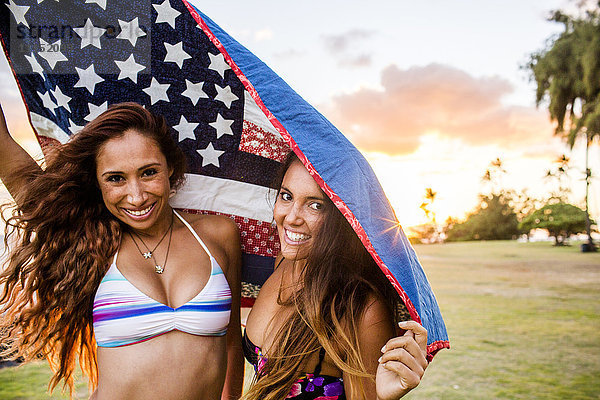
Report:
239,120,289,162
38,136,61,153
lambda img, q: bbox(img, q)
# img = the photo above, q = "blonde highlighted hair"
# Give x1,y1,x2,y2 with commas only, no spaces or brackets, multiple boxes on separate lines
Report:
243,152,402,400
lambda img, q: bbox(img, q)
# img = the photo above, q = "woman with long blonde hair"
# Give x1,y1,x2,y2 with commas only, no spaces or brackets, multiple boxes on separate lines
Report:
243,152,429,400
0,103,244,399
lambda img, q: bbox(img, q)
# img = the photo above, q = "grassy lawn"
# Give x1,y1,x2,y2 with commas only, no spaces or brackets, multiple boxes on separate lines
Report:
0,361,88,399
405,240,600,400
1,240,598,399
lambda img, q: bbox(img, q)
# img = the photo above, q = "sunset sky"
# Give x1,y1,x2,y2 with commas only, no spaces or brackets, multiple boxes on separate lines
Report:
1,0,599,229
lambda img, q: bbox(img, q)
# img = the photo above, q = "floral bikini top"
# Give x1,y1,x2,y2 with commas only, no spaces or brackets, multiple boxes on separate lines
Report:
242,330,346,399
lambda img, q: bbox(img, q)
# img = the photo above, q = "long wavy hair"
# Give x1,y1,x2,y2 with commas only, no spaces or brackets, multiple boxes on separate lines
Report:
243,152,402,400
0,102,186,396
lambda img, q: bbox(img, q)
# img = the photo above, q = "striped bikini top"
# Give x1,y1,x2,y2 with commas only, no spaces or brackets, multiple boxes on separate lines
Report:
93,211,232,348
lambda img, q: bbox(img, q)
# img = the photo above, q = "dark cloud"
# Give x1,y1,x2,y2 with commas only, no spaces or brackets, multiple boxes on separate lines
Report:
344,53,372,67
323,63,553,154
322,29,375,53
321,29,375,68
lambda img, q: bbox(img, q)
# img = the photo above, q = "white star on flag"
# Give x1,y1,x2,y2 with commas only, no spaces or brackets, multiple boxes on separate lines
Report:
74,64,104,95
73,18,107,49
181,79,208,105
210,113,234,139
214,84,238,108
85,101,108,122
115,54,146,83
143,77,170,104
173,115,198,142
164,41,191,68
68,118,84,133
38,38,67,69
153,0,181,29
38,89,56,115
196,142,225,167
50,85,72,113
24,52,44,75
117,17,146,47
85,0,107,9
208,52,230,79
7,0,30,27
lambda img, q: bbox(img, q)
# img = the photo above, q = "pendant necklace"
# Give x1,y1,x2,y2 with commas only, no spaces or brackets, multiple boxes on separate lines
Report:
129,211,174,274
130,213,172,259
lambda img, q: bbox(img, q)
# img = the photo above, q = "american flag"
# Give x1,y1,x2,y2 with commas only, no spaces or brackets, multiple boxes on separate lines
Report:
0,0,449,357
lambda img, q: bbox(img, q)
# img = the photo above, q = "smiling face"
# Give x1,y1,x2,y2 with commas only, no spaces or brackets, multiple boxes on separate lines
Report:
273,159,328,261
95,129,173,234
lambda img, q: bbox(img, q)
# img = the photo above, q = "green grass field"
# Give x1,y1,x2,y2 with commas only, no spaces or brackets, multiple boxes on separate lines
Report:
1,240,598,399
405,240,600,400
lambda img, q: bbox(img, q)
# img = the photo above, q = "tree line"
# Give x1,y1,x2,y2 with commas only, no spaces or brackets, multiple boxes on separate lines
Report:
412,2,599,250
412,157,593,246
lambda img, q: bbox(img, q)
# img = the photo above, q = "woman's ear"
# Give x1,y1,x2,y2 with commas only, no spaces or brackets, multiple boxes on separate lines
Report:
168,167,176,198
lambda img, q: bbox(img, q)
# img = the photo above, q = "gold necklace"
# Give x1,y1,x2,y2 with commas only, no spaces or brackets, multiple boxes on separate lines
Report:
129,212,174,274
131,214,172,259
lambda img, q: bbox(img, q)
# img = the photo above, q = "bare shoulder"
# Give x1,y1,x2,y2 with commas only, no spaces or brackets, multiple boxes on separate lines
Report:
351,293,396,376
178,211,239,242
177,211,240,267
198,214,239,240
358,293,396,337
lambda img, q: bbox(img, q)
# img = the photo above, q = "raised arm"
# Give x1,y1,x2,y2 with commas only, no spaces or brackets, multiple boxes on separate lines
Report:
0,104,43,202
346,299,428,400
344,296,396,400
218,217,244,400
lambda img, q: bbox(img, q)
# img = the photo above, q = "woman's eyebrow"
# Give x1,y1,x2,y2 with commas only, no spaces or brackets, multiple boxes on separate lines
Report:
101,170,123,177
101,163,161,177
305,195,325,201
280,184,325,201
137,163,161,171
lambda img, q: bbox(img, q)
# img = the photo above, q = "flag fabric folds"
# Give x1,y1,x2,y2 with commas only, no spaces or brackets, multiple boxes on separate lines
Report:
0,0,449,357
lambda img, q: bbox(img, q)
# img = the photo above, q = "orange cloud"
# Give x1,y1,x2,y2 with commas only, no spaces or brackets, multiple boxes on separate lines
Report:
323,63,554,154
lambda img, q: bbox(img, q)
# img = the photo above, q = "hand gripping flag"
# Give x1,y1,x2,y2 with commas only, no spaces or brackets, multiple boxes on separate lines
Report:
0,0,449,358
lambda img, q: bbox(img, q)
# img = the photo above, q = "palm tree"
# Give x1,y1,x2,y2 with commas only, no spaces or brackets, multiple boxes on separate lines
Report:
481,157,506,195
544,154,572,201
418,188,439,242
526,5,600,251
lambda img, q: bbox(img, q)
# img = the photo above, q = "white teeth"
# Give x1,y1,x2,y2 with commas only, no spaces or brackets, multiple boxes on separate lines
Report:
126,205,153,216
285,230,310,242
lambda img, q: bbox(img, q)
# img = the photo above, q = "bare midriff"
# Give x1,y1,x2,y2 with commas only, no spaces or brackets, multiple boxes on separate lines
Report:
92,331,226,400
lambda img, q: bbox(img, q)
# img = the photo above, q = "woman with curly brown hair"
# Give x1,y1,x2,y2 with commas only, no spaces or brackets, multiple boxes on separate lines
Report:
0,102,243,399
242,152,429,400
